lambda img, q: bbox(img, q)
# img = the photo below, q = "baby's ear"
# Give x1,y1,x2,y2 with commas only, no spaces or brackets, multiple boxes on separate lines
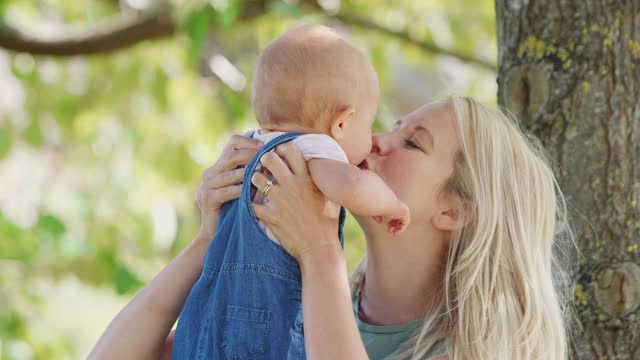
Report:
330,107,355,140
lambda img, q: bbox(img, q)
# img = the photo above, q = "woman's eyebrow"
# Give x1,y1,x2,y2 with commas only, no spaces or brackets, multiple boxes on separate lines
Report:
393,119,403,129
414,125,435,148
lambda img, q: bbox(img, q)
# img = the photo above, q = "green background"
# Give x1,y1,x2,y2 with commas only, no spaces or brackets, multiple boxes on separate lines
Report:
0,0,496,358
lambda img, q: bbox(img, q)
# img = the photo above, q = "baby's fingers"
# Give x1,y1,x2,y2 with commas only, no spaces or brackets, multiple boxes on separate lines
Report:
387,218,408,236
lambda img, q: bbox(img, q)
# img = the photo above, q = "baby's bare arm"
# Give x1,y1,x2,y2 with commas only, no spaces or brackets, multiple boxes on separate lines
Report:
308,158,404,217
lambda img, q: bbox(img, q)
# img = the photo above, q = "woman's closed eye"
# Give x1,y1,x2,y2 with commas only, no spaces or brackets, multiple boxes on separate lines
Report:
403,138,422,150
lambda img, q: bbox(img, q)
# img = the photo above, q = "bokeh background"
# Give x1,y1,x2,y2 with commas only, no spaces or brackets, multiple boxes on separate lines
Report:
0,0,497,358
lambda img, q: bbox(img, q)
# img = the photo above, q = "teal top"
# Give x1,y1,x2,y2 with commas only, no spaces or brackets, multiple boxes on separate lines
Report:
353,293,448,359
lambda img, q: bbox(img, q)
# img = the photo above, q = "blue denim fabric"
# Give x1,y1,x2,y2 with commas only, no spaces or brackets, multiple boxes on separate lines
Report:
172,132,346,359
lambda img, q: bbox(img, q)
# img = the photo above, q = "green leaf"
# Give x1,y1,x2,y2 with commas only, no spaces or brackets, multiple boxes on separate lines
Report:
2,311,27,339
0,127,11,159
24,115,44,146
186,7,212,66
113,260,144,294
268,0,303,18
97,246,117,270
372,117,385,133
37,213,66,237
221,89,249,121
0,213,38,261
215,0,240,29
154,143,197,183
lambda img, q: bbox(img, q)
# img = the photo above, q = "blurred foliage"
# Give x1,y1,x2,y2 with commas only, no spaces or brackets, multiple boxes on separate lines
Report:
0,0,496,358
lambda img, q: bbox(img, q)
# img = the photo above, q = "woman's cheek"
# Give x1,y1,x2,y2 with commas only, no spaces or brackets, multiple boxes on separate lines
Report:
380,156,414,197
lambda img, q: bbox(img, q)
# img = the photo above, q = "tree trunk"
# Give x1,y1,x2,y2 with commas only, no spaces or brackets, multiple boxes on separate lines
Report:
496,0,640,358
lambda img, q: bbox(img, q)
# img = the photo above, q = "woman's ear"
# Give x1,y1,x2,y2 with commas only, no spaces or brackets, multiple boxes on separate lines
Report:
330,107,355,140
432,201,473,232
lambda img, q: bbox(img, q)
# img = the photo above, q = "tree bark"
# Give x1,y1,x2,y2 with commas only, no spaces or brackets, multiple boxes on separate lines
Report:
496,0,640,358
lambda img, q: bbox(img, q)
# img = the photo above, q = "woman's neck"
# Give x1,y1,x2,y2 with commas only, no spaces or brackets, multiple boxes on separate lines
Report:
358,224,447,326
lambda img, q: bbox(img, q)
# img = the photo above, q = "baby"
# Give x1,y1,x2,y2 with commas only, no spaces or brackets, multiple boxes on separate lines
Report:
250,24,409,240
172,24,409,359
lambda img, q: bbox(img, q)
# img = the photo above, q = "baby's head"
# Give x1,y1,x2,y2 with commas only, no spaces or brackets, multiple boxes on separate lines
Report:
252,24,379,164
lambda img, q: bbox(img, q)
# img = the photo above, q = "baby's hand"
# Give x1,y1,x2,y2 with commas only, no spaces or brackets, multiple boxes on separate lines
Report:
387,202,410,236
372,201,410,236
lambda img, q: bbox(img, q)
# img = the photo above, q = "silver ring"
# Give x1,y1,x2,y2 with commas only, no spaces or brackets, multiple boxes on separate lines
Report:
262,179,274,197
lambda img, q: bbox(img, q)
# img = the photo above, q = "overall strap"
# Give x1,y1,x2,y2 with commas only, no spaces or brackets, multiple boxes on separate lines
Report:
240,132,302,209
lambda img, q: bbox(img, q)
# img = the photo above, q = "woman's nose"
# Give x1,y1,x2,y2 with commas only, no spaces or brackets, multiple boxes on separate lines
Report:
371,133,392,156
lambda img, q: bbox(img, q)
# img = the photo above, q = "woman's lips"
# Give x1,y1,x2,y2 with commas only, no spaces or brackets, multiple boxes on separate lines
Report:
358,159,369,170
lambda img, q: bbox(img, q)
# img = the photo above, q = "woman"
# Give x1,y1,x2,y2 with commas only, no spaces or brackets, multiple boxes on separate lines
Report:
90,96,573,359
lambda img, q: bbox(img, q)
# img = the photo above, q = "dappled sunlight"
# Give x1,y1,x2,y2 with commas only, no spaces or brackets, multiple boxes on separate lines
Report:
0,0,496,357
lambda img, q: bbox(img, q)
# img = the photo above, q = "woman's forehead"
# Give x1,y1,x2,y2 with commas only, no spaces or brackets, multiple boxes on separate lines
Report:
399,102,454,131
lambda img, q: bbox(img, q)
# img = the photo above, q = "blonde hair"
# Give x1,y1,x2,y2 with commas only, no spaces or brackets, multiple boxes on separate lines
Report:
252,24,378,128
350,96,575,360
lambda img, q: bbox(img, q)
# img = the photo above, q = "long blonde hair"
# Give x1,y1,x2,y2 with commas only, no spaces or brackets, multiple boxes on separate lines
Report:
350,96,575,360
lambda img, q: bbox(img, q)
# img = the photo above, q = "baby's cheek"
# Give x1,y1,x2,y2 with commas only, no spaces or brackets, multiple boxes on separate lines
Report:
362,140,372,160
364,136,373,155
354,136,372,163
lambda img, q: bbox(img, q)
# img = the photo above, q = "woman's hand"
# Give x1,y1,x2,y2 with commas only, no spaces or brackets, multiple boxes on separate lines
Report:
250,143,368,359
250,143,340,264
89,134,263,360
195,135,263,242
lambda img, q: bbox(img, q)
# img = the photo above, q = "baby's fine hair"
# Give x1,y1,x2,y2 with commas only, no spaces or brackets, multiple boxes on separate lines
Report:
252,24,377,128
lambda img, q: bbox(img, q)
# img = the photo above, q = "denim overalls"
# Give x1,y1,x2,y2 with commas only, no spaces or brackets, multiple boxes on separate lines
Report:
172,132,346,359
